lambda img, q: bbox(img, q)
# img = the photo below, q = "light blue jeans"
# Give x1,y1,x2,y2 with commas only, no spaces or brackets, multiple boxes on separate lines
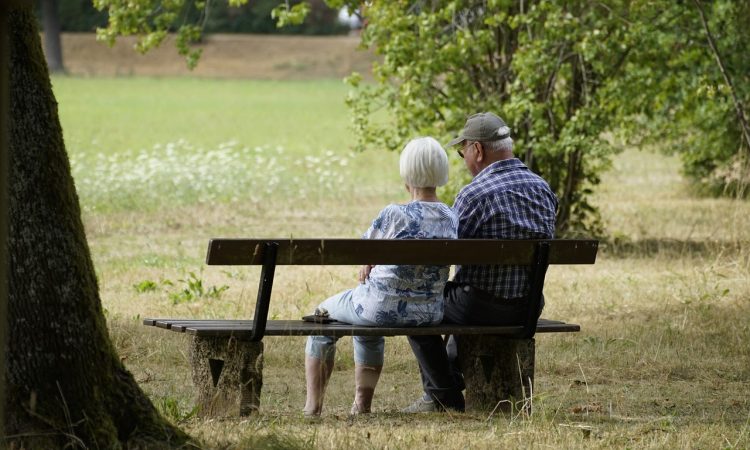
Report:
305,289,385,366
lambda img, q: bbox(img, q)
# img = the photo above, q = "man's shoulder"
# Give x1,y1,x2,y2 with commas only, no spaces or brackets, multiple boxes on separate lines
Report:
455,179,487,205
492,160,554,191
457,162,523,199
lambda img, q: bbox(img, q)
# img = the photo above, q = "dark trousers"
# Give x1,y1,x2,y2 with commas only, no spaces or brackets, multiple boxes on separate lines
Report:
407,282,543,409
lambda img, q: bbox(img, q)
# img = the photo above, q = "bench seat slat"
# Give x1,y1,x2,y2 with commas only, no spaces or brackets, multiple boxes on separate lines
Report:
144,318,580,338
206,239,598,266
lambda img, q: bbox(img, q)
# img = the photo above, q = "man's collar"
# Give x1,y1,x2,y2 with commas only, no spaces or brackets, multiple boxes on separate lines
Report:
474,158,525,179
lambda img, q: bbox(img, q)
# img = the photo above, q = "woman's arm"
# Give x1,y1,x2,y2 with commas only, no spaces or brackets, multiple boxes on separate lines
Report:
359,205,396,283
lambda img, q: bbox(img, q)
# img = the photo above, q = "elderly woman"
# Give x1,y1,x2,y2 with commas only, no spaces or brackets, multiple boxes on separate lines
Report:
304,137,458,416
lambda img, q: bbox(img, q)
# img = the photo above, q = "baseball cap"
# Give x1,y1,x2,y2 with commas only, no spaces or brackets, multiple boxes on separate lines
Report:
447,112,511,147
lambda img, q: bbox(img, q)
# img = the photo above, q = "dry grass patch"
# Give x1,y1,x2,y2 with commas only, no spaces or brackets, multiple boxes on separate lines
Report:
93,145,750,449
59,33,376,80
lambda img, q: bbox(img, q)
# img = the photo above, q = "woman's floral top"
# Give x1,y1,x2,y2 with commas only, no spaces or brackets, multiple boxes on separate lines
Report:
351,201,458,326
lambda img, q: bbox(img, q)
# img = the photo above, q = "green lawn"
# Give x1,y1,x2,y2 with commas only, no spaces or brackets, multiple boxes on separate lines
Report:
52,76,750,450
53,76,401,212
54,77,355,154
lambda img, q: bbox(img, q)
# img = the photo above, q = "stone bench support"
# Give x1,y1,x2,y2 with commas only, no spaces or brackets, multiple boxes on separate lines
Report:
457,336,535,413
189,336,263,417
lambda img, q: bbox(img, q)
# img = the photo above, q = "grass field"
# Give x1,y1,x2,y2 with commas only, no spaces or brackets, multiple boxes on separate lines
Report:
52,74,750,449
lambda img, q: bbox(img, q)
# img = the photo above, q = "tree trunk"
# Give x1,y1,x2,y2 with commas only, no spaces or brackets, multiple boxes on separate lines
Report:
40,0,64,73
4,6,194,448
1,3,11,442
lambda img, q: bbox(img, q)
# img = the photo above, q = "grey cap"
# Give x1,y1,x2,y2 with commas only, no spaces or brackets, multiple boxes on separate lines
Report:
447,112,511,147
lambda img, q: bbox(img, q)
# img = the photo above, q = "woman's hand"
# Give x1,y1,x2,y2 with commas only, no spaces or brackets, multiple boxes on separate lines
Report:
359,264,375,284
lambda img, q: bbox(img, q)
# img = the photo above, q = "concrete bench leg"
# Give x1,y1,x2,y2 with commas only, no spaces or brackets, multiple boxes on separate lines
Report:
457,336,535,414
189,336,264,417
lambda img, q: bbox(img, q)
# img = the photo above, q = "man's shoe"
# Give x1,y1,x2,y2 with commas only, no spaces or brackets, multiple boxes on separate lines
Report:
401,396,440,413
402,393,466,413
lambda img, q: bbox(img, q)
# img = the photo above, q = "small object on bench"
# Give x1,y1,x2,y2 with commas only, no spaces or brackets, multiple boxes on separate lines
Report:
302,307,338,324
144,238,597,416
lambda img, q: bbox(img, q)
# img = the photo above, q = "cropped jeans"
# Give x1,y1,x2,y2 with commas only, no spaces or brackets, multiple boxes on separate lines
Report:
305,289,385,366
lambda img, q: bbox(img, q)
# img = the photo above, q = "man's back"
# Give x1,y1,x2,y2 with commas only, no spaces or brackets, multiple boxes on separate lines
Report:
452,158,558,299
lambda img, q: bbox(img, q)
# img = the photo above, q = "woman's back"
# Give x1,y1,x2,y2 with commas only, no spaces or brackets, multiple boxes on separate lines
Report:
354,201,458,326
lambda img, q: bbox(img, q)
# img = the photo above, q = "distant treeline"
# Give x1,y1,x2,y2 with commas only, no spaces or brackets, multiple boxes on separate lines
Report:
48,0,349,35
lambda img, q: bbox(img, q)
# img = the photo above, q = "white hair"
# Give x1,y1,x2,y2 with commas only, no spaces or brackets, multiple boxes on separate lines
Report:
481,126,514,153
399,137,449,188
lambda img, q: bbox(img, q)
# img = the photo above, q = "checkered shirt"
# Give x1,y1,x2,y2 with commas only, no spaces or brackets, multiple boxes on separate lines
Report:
452,158,558,299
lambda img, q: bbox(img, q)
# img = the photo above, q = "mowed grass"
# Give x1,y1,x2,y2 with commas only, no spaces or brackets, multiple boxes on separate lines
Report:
54,76,399,212
52,76,750,449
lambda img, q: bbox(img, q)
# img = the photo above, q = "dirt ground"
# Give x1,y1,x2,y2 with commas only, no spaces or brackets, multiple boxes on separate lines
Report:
58,32,376,79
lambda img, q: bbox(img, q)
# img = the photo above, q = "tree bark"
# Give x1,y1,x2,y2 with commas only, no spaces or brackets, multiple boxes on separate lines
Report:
40,0,64,73
1,3,11,443
4,5,194,448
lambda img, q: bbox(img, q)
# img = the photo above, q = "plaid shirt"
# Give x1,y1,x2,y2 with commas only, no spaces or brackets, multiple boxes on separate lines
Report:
453,158,558,299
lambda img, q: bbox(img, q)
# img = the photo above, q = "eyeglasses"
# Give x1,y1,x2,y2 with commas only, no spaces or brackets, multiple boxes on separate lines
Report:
457,141,476,159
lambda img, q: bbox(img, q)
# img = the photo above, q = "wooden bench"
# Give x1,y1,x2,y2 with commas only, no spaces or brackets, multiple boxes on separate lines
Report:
144,238,598,416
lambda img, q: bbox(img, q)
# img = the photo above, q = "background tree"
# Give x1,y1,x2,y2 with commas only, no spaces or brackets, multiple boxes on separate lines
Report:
3,4,195,448
345,0,644,235
94,0,346,68
189,0,348,35
346,0,749,230
52,0,108,31
628,0,750,197
57,0,347,35
40,0,65,72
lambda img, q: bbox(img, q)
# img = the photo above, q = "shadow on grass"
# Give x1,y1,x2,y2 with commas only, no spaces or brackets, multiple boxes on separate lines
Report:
601,237,746,259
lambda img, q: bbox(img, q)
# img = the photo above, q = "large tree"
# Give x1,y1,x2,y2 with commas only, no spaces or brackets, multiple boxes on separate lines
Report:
1,1,11,443
3,3,194,448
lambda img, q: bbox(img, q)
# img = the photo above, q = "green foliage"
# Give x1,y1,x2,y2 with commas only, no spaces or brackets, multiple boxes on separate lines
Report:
617,1,750,197
132,276,230,304
168,271,229,304
133,280,159,293
156,396,200,422
56,0,346,34
201,0,348,35
347,0,645,235
93,0,203,68
346,0,750,234
93,0,347,68
271,1,310,27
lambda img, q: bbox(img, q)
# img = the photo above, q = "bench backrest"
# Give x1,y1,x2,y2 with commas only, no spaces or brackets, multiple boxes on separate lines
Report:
206,239,598,341
206,239,598,265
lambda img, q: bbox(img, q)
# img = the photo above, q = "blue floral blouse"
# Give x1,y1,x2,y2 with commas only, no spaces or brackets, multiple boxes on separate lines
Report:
351,201,458,326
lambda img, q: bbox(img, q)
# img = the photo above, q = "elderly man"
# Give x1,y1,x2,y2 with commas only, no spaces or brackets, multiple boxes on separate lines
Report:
403,112,558,413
